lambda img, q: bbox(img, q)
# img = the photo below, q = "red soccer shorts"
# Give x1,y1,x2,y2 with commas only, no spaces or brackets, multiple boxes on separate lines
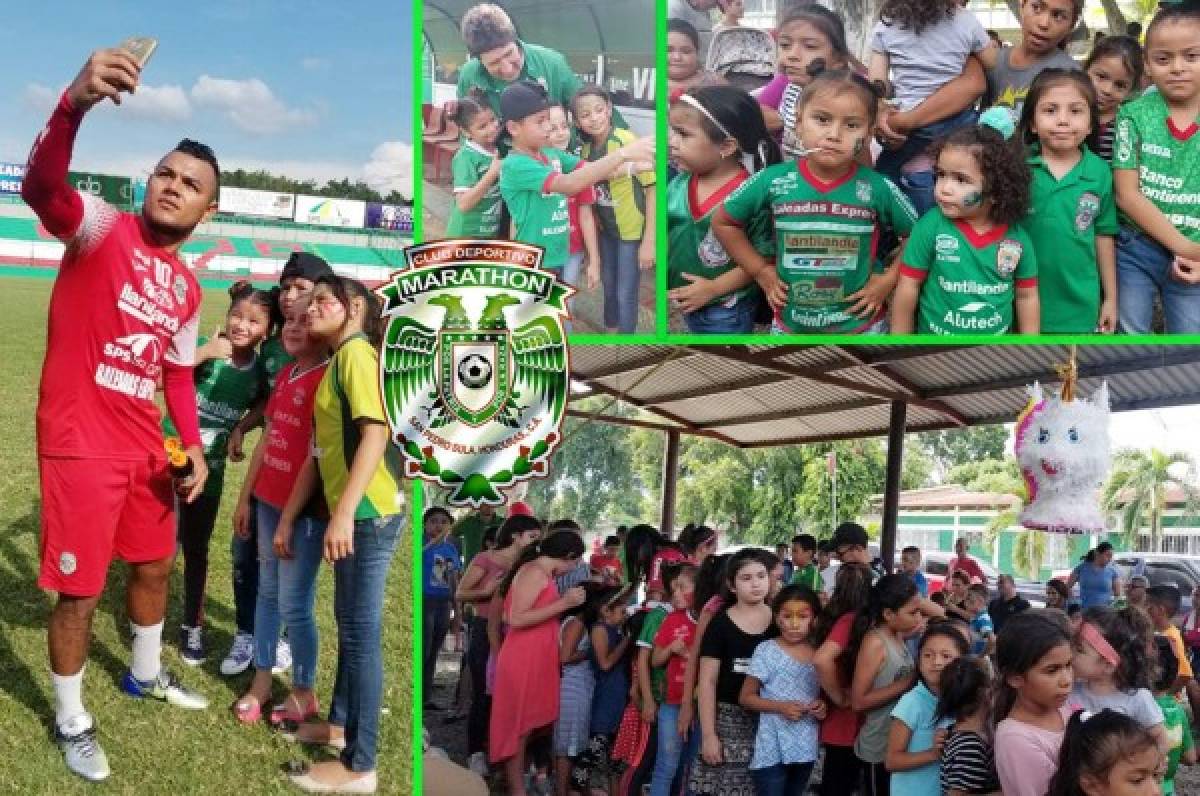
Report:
38,456,175,597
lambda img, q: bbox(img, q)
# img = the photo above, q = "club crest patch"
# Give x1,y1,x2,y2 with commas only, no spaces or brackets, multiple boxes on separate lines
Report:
377,240,572,506
996,239,1023,278
1075,192,1100,232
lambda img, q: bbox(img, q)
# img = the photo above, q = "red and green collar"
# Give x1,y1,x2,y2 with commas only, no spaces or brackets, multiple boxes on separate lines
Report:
688,168,749,219
799,158,858,193
953,218,1009,248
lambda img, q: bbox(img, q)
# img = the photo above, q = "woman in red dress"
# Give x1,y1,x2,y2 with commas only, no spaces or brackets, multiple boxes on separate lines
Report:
489,529,587,795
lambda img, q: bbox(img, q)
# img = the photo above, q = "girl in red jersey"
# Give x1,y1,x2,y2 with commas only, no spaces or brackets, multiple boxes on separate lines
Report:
231,306,330,727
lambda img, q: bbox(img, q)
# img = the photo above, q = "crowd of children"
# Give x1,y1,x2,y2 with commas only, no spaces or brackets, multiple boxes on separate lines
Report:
667,0,1200,335
431,512,1200,796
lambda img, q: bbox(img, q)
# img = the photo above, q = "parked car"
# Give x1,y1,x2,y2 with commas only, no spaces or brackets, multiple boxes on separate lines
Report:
1112,553,1200,616
1037,553,1200,617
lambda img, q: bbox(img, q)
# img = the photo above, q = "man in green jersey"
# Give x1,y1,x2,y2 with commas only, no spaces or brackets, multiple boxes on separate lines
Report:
455,3,626,144
453,504,503,568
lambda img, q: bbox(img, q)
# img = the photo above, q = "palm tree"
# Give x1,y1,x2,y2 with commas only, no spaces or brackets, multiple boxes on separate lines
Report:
981,475,1047,580
1101,449,1200,553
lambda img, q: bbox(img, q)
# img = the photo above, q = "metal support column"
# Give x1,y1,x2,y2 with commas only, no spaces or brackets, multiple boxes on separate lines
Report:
881,399,908,573
660,428,681,535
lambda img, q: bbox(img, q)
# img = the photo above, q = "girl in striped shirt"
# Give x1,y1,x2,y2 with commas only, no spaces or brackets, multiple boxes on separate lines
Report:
937,656,1001,795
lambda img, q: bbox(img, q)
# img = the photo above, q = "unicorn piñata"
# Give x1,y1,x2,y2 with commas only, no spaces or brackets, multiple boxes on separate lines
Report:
1013,381,1111,533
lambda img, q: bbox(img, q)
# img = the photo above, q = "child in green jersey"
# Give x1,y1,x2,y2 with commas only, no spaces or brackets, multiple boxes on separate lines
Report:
1152,636,1196,795
1112,4,1200,333
167,282,274,665
715,68,918,334
892,117,1041,335
1017,69,1119,333
546,103,599,327
1083,35,1142,163
447,90,503,239
498,80,653,283
666,85,779,333
575,84,656,334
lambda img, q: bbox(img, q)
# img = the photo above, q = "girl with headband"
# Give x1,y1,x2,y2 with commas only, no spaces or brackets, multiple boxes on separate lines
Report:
1069,607,1169,753
666,85,780,333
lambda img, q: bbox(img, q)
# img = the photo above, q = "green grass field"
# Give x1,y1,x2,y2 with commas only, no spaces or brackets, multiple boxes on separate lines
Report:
0,277,412,794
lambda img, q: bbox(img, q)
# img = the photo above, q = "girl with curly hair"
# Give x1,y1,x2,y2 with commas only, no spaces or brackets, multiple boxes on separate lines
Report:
1069,606,1169,752
890,115,1039,335
1017,68,1118,334
868,0,991,213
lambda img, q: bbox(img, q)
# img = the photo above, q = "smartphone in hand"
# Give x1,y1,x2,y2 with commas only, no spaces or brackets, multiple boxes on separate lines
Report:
118,36,158,69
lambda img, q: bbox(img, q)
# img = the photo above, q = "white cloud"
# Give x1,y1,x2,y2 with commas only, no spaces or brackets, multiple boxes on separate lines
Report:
362,141,413,200
123,84,192,122
22,81,190,123
190,75,317,135
22,83,57,114
301,57,330,72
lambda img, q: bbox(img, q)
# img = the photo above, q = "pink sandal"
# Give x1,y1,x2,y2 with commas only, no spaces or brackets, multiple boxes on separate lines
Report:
233,694,264,724
269,694,319,729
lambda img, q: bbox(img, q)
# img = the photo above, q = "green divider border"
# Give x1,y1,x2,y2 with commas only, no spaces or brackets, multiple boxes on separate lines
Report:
412,0,425,788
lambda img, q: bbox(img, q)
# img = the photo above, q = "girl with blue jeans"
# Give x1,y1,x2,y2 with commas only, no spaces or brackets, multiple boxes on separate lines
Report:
283,275,405,794
232,309,330,726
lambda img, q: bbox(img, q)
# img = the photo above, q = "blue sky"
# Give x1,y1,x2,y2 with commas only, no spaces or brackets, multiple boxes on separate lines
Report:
1,2,414,196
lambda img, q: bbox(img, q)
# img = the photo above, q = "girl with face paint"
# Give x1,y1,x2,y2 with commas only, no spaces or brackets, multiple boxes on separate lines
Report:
714,69,920,335
890,116,1040,336
754,6,851,159
1017,69,1118,334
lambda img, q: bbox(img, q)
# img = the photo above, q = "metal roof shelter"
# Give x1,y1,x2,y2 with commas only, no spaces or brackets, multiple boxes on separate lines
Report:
566,344,1200,569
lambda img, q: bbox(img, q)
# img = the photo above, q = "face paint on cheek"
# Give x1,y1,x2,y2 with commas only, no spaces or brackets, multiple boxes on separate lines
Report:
963,191,983,208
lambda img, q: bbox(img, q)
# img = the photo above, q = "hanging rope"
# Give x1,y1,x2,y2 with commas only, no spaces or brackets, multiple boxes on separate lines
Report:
1055,344,1078,403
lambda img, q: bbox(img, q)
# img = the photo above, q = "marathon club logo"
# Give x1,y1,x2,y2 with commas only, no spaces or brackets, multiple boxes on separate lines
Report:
377,240,572,506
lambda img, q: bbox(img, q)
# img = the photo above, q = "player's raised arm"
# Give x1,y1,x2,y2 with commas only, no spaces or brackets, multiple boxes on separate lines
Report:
21,50,142,239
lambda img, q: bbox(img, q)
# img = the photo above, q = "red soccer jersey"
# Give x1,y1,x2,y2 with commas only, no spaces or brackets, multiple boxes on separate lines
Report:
590,553,622,581
253,360,328,510
37,195,201,459
654,608,698,705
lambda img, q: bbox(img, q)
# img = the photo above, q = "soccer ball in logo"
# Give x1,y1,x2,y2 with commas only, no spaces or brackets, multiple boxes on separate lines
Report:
458,354,492,389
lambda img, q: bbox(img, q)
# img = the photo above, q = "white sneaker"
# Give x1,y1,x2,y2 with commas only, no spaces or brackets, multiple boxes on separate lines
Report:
273,638,293,674
220,632,254,676
56,713,110,782
468,752,489,777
